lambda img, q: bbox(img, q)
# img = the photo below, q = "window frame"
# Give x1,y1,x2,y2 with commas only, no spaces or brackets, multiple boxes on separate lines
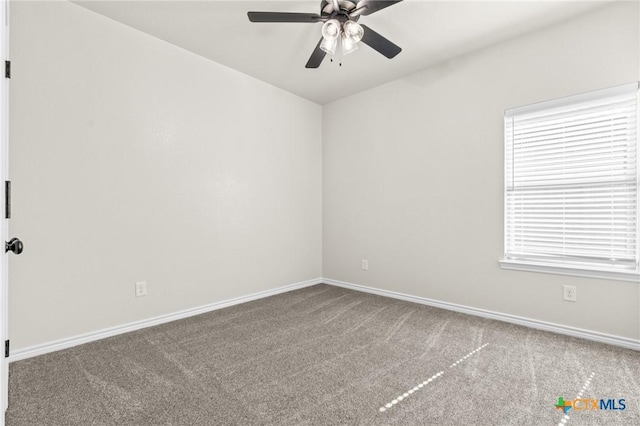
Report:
500,83,640,282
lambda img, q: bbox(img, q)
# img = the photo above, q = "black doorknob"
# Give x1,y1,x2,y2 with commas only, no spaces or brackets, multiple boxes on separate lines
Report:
5,238,23,255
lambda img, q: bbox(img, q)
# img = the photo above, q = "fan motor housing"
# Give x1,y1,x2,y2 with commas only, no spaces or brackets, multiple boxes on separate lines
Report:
321,0,359,19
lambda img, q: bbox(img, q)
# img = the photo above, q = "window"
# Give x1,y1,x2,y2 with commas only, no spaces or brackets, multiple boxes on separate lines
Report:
500,83,639,281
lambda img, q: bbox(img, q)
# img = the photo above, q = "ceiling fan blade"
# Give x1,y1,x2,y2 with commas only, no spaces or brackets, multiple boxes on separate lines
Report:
305,38,327,68
360,24,402,59
247,12,323,23
350,0,403,18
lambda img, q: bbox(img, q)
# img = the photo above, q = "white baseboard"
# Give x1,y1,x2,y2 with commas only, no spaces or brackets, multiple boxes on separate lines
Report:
10,276,638,362
9,278,323,362
323,278,640,351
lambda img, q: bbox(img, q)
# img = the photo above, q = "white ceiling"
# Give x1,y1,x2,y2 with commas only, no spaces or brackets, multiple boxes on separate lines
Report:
73,1,609,104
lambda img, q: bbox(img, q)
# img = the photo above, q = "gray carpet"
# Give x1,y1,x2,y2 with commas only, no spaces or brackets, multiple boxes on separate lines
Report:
6,284,640,425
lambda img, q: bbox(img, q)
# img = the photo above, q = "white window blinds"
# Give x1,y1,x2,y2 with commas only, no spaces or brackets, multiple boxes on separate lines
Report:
503,83,639,278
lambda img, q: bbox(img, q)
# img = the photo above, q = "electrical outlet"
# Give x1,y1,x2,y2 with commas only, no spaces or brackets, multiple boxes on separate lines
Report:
135,281,147,297
563,285,577,302
361,259,368,271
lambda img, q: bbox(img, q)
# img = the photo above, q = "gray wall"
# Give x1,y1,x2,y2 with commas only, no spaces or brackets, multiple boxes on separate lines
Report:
9,1,322,349
323,2,640,340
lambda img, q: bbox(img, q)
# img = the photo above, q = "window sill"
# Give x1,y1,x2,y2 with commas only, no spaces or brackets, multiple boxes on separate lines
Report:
499,260,639,282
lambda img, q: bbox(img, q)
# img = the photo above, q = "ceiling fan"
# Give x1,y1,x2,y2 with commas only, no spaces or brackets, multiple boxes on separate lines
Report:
248,0,403,68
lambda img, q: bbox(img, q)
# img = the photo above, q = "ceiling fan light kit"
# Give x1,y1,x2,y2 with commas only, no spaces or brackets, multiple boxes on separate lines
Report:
248,0,403,68
320,19,362,56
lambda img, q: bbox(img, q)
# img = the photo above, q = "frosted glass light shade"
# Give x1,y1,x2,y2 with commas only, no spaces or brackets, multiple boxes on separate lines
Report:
343,20,364,43
341,35,359,55
321,19,340,40
320,36,338,55
320,19,340,55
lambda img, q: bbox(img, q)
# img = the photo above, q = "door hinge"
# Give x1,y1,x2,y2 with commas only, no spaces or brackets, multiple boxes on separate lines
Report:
4,60,10,79
4,340,9,358
5,181,10,219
